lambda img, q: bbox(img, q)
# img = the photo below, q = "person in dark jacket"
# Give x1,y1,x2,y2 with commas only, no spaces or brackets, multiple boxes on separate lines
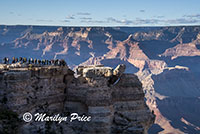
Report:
3,57,9,64
23,57,27,63
15,58,18,63
12,57,16,64
19,57,23,62
38,59,41,65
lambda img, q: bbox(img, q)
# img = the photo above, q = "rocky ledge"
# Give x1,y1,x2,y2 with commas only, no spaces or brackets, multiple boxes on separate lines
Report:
0,64,154,134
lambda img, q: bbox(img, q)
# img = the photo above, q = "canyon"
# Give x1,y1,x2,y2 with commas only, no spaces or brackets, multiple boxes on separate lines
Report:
0,25,200,133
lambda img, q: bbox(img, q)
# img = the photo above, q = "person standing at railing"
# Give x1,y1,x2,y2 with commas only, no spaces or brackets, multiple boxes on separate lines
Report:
12,57,16,63
3,57,9,64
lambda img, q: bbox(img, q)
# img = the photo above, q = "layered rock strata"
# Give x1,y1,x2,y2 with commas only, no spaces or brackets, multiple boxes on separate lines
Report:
0,64,154,134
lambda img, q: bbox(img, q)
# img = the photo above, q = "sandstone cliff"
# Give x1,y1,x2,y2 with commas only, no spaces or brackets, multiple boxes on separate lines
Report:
0,64,154,134
2,26,199,133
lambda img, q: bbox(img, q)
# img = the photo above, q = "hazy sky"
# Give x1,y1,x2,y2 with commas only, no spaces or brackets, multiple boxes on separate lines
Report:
0,0,200,26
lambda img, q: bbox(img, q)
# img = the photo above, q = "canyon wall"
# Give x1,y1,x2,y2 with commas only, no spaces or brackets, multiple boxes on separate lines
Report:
1,25,200,133
0,64,154,134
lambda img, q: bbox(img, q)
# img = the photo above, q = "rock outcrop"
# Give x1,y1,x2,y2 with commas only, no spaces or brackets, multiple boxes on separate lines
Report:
0,64,154,134
1,25,200,133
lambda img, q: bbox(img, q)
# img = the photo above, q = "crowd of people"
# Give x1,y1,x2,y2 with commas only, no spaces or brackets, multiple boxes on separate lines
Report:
2,57,67,66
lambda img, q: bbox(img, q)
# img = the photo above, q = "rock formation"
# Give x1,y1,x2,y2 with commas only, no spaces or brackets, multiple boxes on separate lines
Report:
2,25,200,133
0,64,154,134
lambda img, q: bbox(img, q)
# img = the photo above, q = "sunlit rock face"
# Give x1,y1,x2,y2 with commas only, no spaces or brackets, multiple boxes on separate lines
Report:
0,64,154,134
1,25,200,133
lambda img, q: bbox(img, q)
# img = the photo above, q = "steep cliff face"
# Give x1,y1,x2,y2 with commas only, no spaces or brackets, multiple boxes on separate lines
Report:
1,25,200,133
0,64,154,134
0,66,75,133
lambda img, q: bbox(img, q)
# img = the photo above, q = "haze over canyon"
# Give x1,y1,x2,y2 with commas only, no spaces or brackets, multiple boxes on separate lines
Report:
0,25,200,134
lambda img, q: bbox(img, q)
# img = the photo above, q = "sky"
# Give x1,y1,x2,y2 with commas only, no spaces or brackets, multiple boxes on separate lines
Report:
0,0,200,26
